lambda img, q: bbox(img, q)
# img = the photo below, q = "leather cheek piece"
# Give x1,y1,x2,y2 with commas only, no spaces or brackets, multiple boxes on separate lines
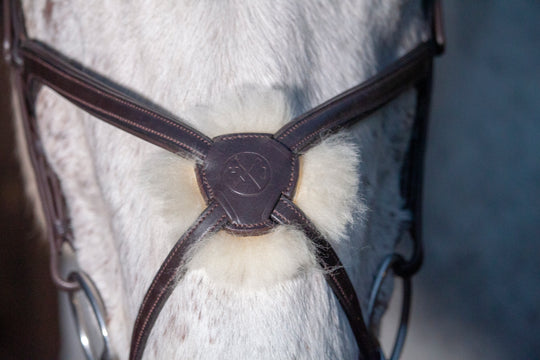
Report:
196,133,299,236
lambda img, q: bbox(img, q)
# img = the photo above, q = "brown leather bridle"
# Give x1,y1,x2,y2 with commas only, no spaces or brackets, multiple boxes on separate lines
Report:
3,0,444,359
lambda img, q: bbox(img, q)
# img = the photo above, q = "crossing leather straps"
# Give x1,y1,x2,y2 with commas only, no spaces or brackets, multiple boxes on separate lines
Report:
4,0,444,359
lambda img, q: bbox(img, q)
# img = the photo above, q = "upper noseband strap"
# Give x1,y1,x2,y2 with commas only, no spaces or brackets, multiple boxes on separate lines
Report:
274,42,435,154
19,41,212,160
129,201,227,360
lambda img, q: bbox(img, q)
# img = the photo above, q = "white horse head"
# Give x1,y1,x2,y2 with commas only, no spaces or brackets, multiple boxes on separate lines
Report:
13,0,440,359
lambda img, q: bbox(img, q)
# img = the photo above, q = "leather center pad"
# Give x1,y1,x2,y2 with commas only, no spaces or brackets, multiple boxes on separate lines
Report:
197,134,298,235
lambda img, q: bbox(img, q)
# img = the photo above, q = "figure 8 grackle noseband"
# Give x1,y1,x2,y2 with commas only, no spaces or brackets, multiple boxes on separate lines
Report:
3,0,444,359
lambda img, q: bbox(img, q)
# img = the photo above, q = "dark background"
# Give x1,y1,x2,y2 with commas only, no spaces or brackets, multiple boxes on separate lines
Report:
390,1,540,359
0,52,59,358
1,1,539,359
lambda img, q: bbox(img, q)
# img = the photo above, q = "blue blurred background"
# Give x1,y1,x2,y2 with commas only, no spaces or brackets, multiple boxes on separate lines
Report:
381,1,540,359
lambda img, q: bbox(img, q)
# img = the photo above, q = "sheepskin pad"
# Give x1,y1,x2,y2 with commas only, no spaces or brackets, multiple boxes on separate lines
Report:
144,87,361,289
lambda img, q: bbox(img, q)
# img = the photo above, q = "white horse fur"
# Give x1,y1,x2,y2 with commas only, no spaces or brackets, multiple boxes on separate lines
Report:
18,0,427,358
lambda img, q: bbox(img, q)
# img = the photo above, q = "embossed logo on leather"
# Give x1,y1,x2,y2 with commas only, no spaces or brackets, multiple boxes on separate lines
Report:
222,152,271,195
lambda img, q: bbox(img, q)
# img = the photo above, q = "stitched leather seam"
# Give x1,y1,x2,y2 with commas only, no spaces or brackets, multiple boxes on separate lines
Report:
133,212,228,358
285,155,297,194
219,134,269,141
132,209,225,357
278,198,353,309
276,116,314,140
199,167,215,199
280,48,430,150
272,209,288,224
26,74,206,158
24,51,211,145
131,203,222,356
27,51,211,144
291,127,325,151
230,220,272,228
280,198,307,222
326,256,354,309
133,202,219,326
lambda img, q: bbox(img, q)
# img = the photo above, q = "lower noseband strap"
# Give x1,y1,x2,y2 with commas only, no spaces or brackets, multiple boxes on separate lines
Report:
129,201,227,360
271,196,381,360
129,194,382,360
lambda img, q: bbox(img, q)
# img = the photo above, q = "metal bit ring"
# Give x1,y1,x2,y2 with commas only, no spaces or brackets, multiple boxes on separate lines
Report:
68,272,112,360
367,254,412,360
